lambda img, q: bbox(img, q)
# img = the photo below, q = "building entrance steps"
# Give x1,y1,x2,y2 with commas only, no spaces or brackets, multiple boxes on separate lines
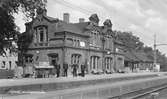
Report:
0,72,167,95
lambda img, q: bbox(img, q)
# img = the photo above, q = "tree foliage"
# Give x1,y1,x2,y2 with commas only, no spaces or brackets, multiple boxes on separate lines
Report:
114,30,167,71
0,0,47,54
114,31,144,50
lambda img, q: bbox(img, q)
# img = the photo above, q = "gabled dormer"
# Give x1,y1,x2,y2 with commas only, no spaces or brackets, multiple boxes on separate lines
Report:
86,14,102,49
33,25,48,46
24,7,60,47
102,19,114,51
89,14,99,26
102,19,113,36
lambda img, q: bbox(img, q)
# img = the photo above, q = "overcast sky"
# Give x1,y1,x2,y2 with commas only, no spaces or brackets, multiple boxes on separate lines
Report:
15,0,167,55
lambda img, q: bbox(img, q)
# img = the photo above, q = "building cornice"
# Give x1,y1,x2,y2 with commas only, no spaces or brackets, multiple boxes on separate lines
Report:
54,31,90,38
26,45,124,56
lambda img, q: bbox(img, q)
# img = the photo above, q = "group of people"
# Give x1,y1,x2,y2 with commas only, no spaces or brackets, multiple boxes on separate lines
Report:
71,63,86,77
53,62,86,77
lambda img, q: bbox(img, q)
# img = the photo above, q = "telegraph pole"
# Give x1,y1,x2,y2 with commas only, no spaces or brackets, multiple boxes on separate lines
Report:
153,34,157,66
153,34,167,71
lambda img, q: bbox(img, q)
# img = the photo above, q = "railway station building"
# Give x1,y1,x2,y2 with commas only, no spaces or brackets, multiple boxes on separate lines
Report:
20,8,124,76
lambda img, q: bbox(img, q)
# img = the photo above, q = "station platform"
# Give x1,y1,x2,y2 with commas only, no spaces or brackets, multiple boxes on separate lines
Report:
1,72,167,99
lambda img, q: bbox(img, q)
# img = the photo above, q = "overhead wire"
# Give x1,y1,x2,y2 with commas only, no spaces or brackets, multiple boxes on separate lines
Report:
54,0,158,47
54,0,107,19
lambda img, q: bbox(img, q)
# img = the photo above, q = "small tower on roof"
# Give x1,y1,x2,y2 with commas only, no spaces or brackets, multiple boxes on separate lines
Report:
89,14,99,26
103,19,112,29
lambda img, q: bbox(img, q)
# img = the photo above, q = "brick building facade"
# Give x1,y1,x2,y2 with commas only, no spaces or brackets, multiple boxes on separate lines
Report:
21,8,124,76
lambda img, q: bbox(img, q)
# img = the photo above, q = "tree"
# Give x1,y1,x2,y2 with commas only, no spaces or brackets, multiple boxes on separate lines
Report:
114,30,167,71
114,31,144,50
0,0,47,54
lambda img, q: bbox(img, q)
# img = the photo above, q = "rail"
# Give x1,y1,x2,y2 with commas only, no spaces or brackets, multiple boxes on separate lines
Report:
129,85,167,99
109,83,167,99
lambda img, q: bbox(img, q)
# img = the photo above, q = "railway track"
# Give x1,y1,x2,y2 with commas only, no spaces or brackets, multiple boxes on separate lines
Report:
109,83,167,99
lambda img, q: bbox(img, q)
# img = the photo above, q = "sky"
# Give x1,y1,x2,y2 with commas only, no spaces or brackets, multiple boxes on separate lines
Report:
15,0,167,55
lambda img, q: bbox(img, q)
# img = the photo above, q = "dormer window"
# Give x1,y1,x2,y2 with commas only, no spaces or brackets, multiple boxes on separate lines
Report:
38,27,47,42
35,26,48,45
39,27,44,42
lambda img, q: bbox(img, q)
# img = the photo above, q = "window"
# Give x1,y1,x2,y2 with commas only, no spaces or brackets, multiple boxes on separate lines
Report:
15,61,18,66
72,39,86,47
36,26,48,43
48,53,58,66
40,30,44,42
48,54,59,66
77,40,80,47
90,56,99,70
25,55,33,63
38,27,45,42
2,61,5,68
105,37,112,50
105,57,113,70
90,30,100,48
71,54,81,64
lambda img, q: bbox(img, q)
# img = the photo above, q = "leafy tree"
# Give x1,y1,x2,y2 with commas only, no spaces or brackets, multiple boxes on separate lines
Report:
114,31,144,50
0,0,47,54
114,30,167,71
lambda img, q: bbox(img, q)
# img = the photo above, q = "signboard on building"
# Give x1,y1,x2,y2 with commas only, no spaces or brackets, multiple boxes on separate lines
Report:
35,62,54,69
80,41,86,47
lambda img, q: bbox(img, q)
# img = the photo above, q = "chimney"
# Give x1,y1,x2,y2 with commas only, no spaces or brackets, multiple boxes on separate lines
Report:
79,18,85,23
63,13,70,23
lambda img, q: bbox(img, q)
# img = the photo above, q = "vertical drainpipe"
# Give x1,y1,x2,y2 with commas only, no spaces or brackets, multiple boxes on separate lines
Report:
85,40,89,74
113,39,116,72
62,32,66,76
102,36,105,72
88,40,91,74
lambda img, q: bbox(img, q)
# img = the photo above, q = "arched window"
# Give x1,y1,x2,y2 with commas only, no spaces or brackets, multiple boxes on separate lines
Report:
35,26,48,44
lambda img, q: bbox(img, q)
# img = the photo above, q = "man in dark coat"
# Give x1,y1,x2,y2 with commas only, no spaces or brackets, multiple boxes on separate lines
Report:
63,62,68,77
81,63,86,77
55,63,60,77
72,64,78,77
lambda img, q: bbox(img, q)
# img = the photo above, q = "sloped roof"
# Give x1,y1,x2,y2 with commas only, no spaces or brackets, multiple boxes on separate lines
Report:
55,22,89,37
114,39,124,47
124,50,153,62
135,52,153,62
73,22,90,32
124,51,140,62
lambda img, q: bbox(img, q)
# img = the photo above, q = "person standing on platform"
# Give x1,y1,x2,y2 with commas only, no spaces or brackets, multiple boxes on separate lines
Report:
76,64,79,76
63,62,68,77
72,64,78,77
72,64,75,77
81,63,86,77
55,63,60,77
